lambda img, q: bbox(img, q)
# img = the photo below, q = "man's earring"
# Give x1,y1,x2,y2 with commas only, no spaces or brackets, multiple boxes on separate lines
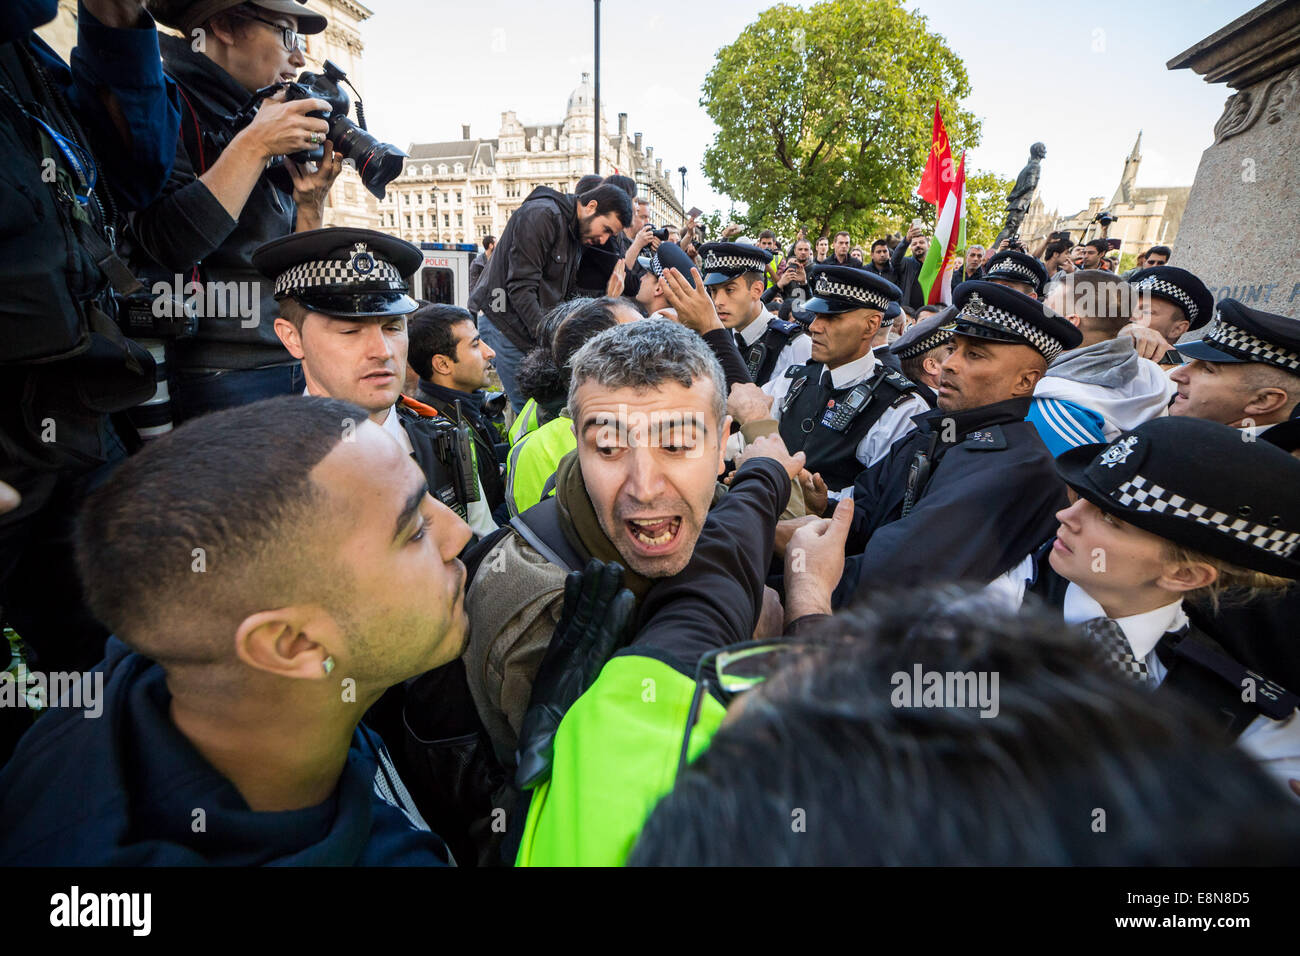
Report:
322,656,335,676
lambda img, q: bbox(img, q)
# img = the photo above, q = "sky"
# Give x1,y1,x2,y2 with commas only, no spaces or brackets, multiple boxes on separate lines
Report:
358,0,1255,223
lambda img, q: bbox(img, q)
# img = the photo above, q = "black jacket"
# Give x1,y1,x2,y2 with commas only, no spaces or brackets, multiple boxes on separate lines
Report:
864,259,898,286
0,13,177,471
416,380,507,517
467,186,581,353
126,34,299,371
835,397,1066,605
890,240,925,311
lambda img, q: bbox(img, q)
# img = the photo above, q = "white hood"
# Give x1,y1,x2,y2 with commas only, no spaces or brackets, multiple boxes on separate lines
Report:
1033,337,1175,440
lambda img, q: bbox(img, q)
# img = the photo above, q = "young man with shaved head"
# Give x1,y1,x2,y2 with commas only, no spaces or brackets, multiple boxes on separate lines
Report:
0,397,470,864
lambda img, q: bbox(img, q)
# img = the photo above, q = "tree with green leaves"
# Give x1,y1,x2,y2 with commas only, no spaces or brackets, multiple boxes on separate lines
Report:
701,0,999,246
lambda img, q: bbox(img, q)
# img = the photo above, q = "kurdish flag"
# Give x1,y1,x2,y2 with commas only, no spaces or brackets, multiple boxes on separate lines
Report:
918,150,966,306
915,102,952,205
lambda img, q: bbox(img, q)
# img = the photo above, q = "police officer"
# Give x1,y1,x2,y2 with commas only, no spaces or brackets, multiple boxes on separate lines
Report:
889,308,956,406
253,227,484,534
761,264,929,496
1169,299,1300,432
1024,417,1300,796
820,280,1083,605
1124,265,1215,364
980,249,1049,299
871,300,905,372
698,241,810,387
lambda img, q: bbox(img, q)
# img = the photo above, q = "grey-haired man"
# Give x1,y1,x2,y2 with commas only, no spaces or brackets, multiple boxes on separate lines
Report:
461,320,802,766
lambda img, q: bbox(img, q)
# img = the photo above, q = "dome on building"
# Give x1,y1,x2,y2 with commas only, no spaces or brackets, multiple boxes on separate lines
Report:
566,72,594,116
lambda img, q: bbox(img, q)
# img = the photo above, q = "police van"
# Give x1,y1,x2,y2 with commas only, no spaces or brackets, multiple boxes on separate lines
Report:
410,242,479,308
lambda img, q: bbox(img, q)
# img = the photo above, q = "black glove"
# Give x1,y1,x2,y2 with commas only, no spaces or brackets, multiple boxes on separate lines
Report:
514,559,635,790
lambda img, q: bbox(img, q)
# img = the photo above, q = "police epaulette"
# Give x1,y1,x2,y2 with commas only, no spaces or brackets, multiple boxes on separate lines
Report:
963,426,1007,450
881,367,917,392
785,363,806,378
767,318,803,336
1170,629,1299,722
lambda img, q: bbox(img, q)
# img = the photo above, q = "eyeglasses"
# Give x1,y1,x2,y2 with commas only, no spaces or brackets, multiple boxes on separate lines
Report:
676,639,801,780
237,11,306,53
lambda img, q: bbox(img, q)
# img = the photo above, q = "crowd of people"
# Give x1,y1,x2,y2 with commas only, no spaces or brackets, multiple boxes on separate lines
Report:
3,0,1300,869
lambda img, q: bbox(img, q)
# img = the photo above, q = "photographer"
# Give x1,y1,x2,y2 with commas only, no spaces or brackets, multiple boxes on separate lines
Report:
1,0,180,715
466,182,632,412
128,1,342,422
766,237,813,306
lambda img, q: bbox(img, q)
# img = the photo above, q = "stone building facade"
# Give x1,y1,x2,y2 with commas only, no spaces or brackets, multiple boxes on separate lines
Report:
381,73,684,246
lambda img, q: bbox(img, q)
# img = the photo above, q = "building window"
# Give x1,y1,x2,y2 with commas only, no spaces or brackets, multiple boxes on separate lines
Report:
455,191,462,204
438,164,448,175
430,191,437,204
418,214,424,228
405,214,411,228
422,164,432,177
443,213,450,227
454,163,464,174
443,193,450,204
457,213,463,227
415,192,422,204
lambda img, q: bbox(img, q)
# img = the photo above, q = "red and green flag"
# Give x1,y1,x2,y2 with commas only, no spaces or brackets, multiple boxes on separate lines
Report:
915,102,952,205
918,149,966,305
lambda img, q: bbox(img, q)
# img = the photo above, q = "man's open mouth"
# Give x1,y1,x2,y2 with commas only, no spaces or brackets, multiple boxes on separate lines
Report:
625,516,682,551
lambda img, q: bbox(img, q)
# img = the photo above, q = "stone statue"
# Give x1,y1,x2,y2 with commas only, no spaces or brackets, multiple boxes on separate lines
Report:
994,143,1046,248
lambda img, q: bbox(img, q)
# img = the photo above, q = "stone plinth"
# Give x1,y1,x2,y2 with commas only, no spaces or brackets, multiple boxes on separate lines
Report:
1168,0,1300,315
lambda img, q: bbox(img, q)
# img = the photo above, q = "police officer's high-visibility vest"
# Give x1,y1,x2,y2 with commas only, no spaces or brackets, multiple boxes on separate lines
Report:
508,398,544,446
506,414,577,517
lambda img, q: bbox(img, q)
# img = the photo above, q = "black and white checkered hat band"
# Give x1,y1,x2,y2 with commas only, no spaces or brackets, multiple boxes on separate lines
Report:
987,261,1040,285
702,253,766,274
275,259,404,297
1114,475,1300,558
1134,276,1198,324
645,255,664,277
1203,314,1300,372
897,328,955,359
813,275,892,312
957,292,1066,361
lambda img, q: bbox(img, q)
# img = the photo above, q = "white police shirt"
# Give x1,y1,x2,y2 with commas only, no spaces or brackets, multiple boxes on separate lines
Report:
732,306,811,386
763,348,928,494
1061,584,1300,801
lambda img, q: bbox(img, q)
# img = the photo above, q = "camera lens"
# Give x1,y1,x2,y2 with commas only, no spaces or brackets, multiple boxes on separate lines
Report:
331,117,407,199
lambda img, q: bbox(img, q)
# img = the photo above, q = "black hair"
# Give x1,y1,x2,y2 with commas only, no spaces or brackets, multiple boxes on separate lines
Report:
482,235,496,250
629,589,1300,866
575,183,634,228
516,298,619,409
871,238,889,251
574,174,604,194
1086,238,1109,255
75,396,368,659
758,229,776,240
1144,245,1171,261
603,174,637,200
1044,238,1072,259
406,301,475,379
